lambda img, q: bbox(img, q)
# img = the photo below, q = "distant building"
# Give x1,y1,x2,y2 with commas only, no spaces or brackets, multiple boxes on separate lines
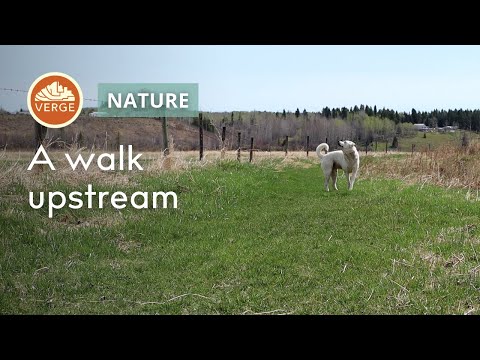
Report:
437,126,457,133
413,123,429,132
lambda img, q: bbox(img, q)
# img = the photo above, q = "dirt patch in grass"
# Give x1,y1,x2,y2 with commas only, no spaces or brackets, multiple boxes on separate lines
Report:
416,224,480,289
36,211,135,234
274,157,315,171
113,233,142,254
418,250,444,269
436,224,479,244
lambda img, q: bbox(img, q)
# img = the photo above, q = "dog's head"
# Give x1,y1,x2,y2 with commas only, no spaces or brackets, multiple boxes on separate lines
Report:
338,140,357,151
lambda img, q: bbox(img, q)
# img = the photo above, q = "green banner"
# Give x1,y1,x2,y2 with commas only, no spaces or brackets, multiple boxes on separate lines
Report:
97,83,198,117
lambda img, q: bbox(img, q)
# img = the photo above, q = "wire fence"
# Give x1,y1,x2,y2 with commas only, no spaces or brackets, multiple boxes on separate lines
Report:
0,87,98,102
2,87,478,157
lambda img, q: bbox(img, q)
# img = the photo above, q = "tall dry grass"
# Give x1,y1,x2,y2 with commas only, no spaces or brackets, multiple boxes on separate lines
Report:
0,142,134,191
0,141,271,191
1,139,479,193
362,142,480,191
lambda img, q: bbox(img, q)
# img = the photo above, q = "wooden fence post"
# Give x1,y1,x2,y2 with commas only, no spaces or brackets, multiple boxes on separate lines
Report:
385,141,388,153
375,141,378,152
34,122,47,151
162,116,169,156
220,126,226,160
237,132,241,162
33,122,48,172
411,143,415,155
285,136,289,156
250,137,254,162
365,142,368,155
199,113,203,160
306,135,310,157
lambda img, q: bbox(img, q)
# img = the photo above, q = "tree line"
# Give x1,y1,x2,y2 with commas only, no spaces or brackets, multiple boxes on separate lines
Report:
2,105,478,151
203,109,414,151
194,105,478,151
311,105,479,131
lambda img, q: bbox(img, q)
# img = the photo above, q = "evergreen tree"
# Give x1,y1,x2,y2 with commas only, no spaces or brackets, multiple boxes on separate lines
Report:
295,108,300,118
365,105,373,116
322,107,331,118
381,107,387,118
411,108,418,123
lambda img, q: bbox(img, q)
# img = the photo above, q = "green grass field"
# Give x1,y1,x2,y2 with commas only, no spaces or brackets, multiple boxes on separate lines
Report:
394,131,479,152
1,156,479,314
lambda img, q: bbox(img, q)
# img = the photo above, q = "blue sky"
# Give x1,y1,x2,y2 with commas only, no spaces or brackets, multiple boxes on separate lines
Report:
1,45,480,113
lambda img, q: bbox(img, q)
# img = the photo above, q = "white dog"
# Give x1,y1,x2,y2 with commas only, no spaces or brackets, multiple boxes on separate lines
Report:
316,140,360,191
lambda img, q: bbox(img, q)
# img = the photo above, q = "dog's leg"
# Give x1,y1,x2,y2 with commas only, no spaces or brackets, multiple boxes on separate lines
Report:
349,170,357,190
324,176,330,191
347,172,352,190
324,169,331,192
332,169,338,190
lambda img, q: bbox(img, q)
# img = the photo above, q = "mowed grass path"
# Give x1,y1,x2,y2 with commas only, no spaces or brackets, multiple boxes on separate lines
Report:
1,159,479,314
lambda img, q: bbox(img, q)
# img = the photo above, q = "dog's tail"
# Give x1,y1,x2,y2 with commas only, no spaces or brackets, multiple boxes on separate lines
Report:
316,143,329,160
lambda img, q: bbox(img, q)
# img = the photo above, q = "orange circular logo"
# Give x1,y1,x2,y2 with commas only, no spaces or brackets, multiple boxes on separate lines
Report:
27,72,83,128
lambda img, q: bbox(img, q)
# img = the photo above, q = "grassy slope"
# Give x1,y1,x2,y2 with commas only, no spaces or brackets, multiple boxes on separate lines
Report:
394,131,480,152
1,159,479,314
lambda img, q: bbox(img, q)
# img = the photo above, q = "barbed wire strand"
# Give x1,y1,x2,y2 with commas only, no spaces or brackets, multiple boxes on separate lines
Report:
0,87,98,102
